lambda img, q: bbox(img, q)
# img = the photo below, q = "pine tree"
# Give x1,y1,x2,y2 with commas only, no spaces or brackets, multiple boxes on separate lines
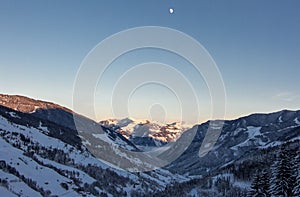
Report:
269,145,294,197
248,172,260,197
292,146,300,196
261,170,271,197
248,170,270,197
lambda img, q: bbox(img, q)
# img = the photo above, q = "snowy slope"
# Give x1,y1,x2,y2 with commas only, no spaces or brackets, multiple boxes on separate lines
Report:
0,138,82,197
1,94,300,196
168,110,300,176
0,170,40,197
0,105,188,196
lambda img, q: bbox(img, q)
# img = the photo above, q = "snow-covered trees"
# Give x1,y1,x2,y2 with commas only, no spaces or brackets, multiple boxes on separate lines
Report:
269,145,295,197
248,144,300,197
292,147,300,196
248,170,270,197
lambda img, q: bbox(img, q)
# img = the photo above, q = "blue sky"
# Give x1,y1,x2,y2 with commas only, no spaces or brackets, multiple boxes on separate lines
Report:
0,0,300,123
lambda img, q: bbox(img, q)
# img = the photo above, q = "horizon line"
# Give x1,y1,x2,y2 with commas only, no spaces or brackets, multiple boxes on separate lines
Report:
0,92,299,125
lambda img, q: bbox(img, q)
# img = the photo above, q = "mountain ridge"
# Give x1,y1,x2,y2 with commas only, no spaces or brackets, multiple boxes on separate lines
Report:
2,93,299,129
0,94,73,114
0,93,299,196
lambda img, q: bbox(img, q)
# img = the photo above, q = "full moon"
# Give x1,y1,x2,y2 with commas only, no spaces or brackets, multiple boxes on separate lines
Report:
169,8,174,14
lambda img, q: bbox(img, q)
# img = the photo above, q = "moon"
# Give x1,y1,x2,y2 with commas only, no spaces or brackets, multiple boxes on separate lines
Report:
169,8,174,14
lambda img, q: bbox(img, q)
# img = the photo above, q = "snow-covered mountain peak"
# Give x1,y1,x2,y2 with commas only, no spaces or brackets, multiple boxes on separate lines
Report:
99,118,192,145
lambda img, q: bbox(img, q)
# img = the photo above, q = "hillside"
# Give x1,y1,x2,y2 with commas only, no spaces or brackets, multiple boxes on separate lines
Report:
0,94,299,196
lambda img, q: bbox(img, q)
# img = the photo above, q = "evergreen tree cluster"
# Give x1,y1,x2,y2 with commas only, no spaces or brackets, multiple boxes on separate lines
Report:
248,144,300,197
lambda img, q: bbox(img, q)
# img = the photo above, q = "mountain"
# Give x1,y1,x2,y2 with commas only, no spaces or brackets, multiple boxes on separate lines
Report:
0,94,299,196
100,110,300,196
0,94,138,151
99,118,191,150
153,110,300,196
0,94,73,114
167,110,300,175
0,94,188,196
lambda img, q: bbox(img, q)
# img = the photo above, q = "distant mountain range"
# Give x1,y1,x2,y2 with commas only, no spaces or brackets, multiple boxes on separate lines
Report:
99,118,191,150
0,93,299,196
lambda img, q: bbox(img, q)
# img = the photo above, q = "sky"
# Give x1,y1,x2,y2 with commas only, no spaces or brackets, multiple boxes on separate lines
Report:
0,0,300,123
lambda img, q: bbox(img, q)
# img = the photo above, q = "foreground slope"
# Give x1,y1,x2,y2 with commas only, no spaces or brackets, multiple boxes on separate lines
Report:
0,95,187,196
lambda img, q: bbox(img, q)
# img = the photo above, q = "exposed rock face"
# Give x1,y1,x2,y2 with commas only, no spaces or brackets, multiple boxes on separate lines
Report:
0,94,72,113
